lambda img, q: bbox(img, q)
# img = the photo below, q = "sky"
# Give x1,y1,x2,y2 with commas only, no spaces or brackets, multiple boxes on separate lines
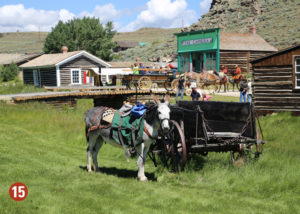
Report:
0,0,213,32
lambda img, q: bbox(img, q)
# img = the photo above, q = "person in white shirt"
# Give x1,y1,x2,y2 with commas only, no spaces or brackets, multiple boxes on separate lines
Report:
247,79,252,102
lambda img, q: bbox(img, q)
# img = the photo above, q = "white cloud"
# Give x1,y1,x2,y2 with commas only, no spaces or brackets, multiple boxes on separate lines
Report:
200,0,213,15
79,4,121,23
0,4,75,32
120,0,197,32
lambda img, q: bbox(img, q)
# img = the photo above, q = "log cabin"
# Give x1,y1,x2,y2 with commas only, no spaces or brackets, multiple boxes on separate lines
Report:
19,47,111,87
251,44,300,114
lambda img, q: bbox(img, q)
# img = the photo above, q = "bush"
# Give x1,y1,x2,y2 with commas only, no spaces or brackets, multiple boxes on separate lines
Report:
0,62,19,82
0,64,4,82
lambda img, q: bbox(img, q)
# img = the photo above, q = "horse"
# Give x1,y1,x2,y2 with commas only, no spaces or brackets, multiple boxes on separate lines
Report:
84,93,171,181
184,71,220,94
199,71,220,93
217,72,229,92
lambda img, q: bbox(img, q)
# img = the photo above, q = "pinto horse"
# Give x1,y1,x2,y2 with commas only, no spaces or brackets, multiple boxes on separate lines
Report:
84,93,171,181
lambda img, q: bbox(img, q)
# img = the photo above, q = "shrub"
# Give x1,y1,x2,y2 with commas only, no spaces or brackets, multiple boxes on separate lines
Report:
0,62,19,82
0,64,4,82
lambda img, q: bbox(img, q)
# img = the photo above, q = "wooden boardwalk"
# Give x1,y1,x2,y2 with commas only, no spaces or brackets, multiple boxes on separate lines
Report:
1,87,174,108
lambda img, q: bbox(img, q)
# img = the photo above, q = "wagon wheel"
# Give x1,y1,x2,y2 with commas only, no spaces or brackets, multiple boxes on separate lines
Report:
163,120,187,172
171,79,179,92
230,128,262,164
138,76,152,90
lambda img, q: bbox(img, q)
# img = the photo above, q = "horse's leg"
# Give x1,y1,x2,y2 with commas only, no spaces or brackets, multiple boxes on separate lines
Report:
136,142,150,181
92,136,103,172
87,132,98,172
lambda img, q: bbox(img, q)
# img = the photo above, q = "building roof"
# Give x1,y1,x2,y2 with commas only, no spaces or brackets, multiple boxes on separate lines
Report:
115,41,139,48
251,44,300,64
20,51,111,68
0,53,42,65
220,32,277,52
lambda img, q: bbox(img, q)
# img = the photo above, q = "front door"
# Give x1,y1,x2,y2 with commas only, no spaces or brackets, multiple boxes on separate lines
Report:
33,70,39,86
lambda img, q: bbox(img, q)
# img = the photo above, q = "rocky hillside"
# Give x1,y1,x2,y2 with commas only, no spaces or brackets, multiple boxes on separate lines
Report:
117,0,300,62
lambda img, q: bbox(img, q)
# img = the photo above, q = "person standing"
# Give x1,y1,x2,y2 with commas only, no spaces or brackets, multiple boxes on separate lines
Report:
176,74,185,100
133,63,139,75
247,79,252,102
139,63,146,74
239,78,248,102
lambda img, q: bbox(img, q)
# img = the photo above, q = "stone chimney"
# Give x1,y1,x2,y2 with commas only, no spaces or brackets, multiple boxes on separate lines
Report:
249,25,256,36
61,46,68,54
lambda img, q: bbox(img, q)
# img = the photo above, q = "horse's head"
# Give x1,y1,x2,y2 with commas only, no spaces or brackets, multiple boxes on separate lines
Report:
151,92,171,135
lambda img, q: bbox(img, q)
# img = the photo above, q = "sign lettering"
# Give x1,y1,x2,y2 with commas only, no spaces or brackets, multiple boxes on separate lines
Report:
181,38,213,46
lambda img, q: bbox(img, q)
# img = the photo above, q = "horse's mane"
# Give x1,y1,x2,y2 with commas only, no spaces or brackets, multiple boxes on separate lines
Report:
145,102,158,124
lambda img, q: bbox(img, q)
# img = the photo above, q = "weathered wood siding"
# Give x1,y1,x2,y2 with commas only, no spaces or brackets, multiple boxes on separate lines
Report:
253,48,300,67
22,68,56,86
39,67,57,86
253,65,300,112
220,50,273,74
60,55,104,86
23,69,34,85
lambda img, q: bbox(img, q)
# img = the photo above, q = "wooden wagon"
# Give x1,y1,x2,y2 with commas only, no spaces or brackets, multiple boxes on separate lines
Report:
122,71,179,91
150,101,265,171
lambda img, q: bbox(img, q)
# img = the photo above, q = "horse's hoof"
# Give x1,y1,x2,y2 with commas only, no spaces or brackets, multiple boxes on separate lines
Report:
138,176,148,182
88,169,92,173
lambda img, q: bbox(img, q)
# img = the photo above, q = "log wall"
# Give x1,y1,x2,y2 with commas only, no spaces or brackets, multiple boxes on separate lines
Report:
220,50,273,74
23,67,57,86
23,69,34,85
253,65,300,112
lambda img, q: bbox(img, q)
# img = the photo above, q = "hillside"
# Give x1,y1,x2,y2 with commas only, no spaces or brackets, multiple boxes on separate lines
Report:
117,0,300,62
188,0,300,49
113,27,180,43
1,0,299,62
0,32,48,54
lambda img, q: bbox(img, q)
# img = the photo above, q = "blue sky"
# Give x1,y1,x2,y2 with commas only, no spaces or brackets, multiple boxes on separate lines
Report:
0,0,212,32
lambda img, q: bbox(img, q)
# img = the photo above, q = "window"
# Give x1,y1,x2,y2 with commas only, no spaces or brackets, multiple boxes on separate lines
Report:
71,69,81,84
295,57,300,89
180,53,190,73
206,52,216,72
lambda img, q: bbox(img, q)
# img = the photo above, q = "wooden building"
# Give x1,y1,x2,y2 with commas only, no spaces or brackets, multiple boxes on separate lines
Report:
113,41,140,52
20,50,111,87
251,44,300,113
175,28,277,74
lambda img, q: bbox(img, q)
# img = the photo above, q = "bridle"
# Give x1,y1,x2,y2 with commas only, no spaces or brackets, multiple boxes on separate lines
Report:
144,103,170,138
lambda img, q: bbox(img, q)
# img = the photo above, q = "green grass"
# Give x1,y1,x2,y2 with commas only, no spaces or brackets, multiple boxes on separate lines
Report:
0,81,47,95
0,100,299,213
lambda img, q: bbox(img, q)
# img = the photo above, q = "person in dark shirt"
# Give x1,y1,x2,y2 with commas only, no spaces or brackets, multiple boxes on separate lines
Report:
190,87,201,101
239,78,248,102
176,74,185,100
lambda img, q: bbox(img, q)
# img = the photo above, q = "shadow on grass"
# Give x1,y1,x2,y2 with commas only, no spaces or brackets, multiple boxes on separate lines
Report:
79,166,157,181
185,154,207,172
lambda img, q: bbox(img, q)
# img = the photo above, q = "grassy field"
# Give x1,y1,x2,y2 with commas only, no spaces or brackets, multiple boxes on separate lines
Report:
0,81,47,95
0,32,48,54
0,99,299,214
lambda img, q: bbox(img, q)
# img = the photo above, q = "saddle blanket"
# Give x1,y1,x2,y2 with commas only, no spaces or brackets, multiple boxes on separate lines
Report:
111,110,145,147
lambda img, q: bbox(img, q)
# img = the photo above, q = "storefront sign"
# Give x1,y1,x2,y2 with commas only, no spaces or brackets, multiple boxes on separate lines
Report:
181,38,213,46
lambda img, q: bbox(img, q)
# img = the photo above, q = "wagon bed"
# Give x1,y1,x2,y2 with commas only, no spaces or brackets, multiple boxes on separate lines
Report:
157,101,265,171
